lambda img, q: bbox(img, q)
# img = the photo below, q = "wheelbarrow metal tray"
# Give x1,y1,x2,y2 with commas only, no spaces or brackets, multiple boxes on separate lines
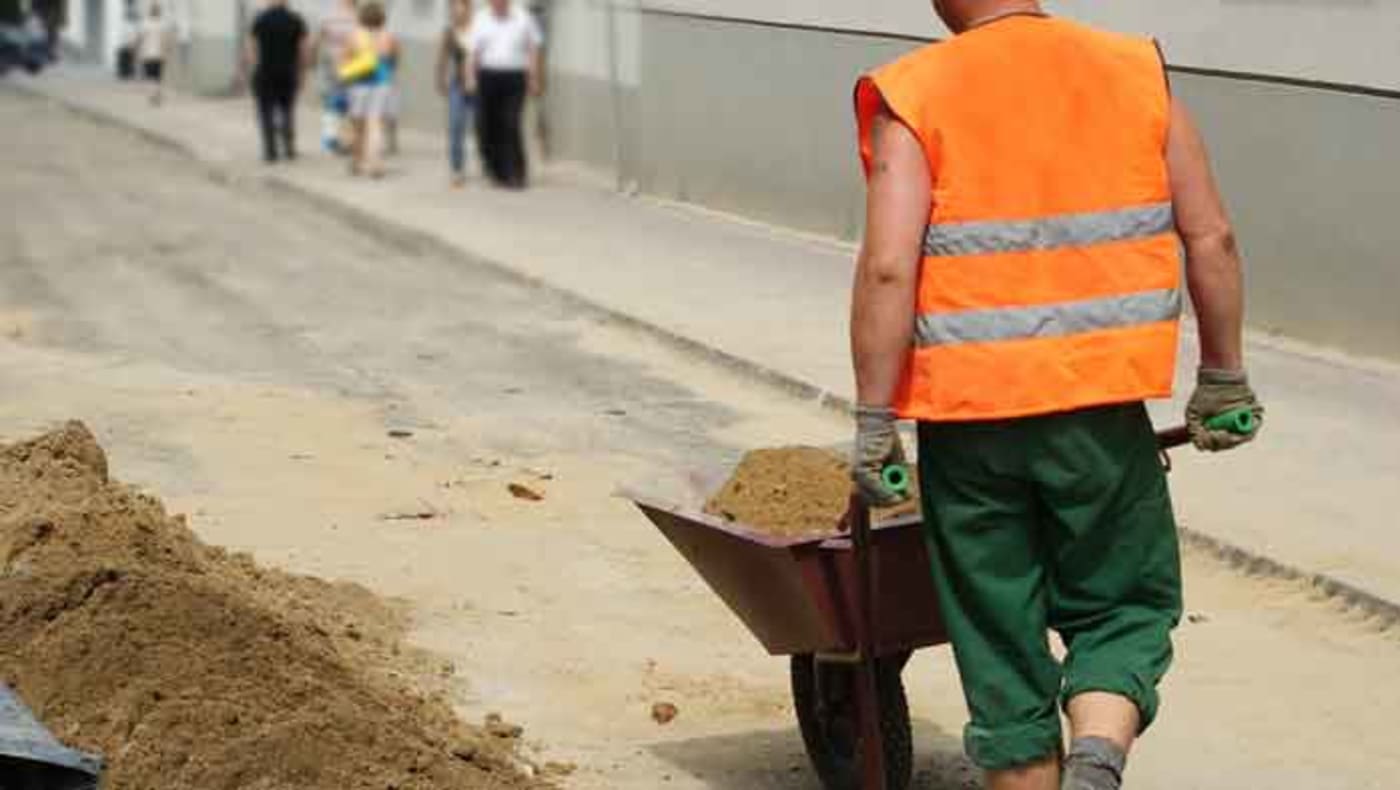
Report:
629,494,947,657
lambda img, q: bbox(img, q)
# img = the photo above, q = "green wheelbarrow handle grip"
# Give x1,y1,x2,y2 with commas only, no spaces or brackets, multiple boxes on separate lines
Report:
1205,406,1258,435
880,463,911,495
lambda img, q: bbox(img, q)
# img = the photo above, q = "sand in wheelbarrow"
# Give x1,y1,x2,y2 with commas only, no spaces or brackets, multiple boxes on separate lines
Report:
0,421,554,790
703,446,919,539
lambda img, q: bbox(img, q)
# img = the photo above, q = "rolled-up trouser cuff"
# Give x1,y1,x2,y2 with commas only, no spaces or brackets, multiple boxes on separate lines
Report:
1062,674,1161,733
965,710,1063,770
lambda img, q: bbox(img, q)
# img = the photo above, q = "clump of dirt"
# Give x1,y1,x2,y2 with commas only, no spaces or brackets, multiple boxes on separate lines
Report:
703,446,919,538
0,421,553,790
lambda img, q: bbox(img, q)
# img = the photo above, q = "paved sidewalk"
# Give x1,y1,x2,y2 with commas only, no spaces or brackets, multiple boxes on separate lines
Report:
16,69,1400,610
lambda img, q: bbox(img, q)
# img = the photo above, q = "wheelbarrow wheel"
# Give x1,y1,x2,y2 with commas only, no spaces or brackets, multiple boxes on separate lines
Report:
791,653,913,790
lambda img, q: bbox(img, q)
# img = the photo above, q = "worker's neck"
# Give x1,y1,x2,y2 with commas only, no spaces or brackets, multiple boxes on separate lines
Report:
953,1,1045,33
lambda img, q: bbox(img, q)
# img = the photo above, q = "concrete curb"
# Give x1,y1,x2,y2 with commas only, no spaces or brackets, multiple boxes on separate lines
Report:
23,82,1399,629
1177,529,1400,629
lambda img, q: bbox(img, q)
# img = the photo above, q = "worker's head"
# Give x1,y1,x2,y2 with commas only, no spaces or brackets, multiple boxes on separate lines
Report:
452,0,472,25
148,1,162,18
358,1,386,29
931,0,1042,33
489,0,511,16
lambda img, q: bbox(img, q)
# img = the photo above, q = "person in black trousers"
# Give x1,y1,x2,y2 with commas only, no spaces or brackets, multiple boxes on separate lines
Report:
245,0,308,163
475,69,529,186
468,0,543,188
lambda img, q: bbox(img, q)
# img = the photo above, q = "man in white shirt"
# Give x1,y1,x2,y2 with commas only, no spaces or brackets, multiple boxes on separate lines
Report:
468,0,543,188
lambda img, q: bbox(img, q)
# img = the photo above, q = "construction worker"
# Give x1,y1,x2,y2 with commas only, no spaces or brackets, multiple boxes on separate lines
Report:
848,2,1263,789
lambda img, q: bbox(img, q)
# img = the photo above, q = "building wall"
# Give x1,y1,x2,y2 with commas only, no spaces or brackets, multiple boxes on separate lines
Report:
545,2,1400,361
1173,73,1400,359
61,0,88,52
91,0,125,69
645,0,1400,92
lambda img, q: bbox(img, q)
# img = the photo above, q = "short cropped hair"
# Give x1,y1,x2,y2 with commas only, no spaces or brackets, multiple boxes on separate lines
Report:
358,1,387,28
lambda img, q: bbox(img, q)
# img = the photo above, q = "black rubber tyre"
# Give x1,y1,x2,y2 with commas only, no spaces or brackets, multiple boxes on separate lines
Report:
790,653,913,790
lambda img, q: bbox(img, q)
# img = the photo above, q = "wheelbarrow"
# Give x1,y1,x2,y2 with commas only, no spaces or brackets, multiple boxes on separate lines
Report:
626,426,1193,790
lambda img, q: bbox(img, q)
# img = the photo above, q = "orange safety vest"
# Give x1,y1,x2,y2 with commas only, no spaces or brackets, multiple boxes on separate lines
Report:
855,15,1181,422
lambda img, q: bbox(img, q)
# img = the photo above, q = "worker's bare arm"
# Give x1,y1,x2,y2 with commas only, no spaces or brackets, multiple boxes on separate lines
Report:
851,105,931,406
1167,97,1245,372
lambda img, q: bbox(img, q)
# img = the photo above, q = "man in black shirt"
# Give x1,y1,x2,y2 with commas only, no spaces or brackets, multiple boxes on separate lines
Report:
245,0,308,162
32,0,64,60
0,0,22,26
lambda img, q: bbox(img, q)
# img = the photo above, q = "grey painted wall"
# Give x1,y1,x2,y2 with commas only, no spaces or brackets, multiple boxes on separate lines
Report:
543,72,636,179
545,11,1400,361
633,13,911,239
389,37,443,139
547,11,913,236
642,0,1400,92
1174,73,1400,361
173,34,240,95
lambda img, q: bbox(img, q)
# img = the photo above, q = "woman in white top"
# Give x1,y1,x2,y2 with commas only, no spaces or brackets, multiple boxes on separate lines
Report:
468,0,543,188
137,2,174,105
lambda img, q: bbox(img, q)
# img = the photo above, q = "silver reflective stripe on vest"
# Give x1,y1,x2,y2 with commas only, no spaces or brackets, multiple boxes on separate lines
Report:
915,288,1181,347
924,202,1175,257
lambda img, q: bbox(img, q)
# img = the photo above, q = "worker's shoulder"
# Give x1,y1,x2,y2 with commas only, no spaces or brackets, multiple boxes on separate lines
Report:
1052,16,1158,55
867,40,945,83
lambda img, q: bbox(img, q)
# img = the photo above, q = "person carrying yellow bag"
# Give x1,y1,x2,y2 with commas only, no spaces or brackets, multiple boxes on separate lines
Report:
340,2,399,178
337,37,378,84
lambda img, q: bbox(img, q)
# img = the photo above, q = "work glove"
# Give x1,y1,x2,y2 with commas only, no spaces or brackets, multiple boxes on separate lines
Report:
1186,368,1265,452
852,404,912,508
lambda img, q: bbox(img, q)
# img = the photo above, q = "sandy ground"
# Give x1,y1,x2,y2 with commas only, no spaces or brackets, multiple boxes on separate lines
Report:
2,89,1398,789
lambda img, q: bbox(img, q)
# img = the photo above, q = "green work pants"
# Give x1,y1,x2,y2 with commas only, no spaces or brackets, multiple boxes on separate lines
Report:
917,402,1182,770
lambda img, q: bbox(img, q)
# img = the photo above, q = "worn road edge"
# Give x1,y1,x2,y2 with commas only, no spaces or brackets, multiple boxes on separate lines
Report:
19,81,1400,628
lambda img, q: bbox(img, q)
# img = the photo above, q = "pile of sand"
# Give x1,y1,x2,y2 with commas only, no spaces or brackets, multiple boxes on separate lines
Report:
703,446,919,539
0,422,553,790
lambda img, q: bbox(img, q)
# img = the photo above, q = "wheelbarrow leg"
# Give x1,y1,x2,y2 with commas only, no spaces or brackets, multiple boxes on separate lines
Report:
850,495,887,790
855,662,888,789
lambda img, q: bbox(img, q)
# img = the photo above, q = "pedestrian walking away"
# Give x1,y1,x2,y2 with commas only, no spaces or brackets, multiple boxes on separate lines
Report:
32,0,64,62
309,0,357,154
438,0,475,186
245,0,308,163
468,0,543,189
340,1,398,179
848,2,1265,789
380,20,402,159
0,0,49,75
136,2,174,105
